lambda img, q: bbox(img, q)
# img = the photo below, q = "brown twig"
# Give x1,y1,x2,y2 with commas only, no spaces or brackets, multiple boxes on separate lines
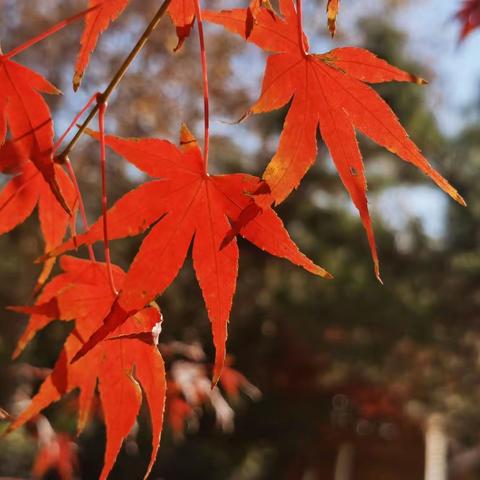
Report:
56,0,173,163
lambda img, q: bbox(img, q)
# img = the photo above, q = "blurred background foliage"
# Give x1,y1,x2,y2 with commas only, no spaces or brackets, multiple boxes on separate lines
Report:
1,0,480,479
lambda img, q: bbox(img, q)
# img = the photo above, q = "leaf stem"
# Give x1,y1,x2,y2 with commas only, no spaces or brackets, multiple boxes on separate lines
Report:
97,97,118,296
194,0,210,171
53,94,100,253
64,157,96,263
53,93,98,154
295,0,308,57
5,6,100,59
56,0,173,163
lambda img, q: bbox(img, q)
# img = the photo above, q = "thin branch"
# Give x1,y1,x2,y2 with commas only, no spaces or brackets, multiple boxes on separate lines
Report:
194,0,210,170
53,93,98,154
56,0,173,163
64,158,96,262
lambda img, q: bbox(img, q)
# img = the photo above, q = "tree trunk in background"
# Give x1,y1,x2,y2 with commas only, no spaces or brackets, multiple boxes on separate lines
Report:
334,443,354,480
424,414,448,480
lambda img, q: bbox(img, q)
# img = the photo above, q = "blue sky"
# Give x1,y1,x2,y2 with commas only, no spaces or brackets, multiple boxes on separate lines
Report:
336,0,480,135
310,0,480,239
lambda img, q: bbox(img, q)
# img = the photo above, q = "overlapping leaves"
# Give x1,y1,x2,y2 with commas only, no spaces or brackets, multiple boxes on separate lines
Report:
0,29,72,211
0,142,77,287
49,125,330,382
74,0,198,89
10,256,165,480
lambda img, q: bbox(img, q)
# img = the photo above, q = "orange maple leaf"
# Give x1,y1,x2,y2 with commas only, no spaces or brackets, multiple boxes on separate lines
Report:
74,0,131,90
0,142,77,288
0,8,93,211
0,48,67,211
10,256,166,480
204,0,465,279
48,125,330,382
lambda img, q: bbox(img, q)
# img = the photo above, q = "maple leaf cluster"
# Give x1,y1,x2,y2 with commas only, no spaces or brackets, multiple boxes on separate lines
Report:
3,331,254,480
1,0,468,478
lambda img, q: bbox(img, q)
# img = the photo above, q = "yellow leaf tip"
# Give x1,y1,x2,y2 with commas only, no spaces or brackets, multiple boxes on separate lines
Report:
179,124,197,147
413,75,428,85
73,72,82,92
319,268,334,279
456,193,467,207
328,22,336,37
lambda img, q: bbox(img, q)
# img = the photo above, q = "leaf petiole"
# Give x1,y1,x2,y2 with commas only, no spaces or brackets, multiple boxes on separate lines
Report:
4,5,100,60
295,0,308,57
53,93,99,154
97,96,118,296
194,0,210,171
64,157,96,263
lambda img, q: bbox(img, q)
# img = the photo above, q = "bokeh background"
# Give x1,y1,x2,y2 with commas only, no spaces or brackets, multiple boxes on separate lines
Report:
1,0,480,478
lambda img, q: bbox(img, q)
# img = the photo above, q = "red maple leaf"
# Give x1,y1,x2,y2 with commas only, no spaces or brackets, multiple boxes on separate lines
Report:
0,7,93,210
0,44,68,209
204,0,465,279
0,142,77,288
456,0,480,40
48,125,330,382
74,0,131,90
10,256,165,480
74,0,197,89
